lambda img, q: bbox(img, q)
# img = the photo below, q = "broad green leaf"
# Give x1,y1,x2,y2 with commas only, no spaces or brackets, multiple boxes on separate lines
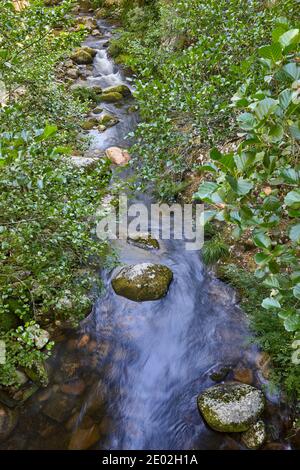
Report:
194,181,218,200
237,112,256,130
290,121,300,140
268,123,283,142
253,232,272,249
262,297,281,309
289,224,300,243
283,63,300,80
284,314,300,332
210,147,223,160
254,98,278,120
279,89,292,109
263,275,280,289
258,43,282,62
203,210,217,225
263,196,280,211
227,176,253,195
293,284,300,300
255,252,269,265
279,29,299,48
284,190,300,207
281,168,299,184
36,125,57,142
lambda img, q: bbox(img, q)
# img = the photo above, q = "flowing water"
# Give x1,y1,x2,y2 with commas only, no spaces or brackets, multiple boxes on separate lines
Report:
0,14,291,451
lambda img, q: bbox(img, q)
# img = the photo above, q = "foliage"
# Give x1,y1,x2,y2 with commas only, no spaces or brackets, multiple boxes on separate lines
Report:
218,264,300,400
113,0,299,195
195,24,300,364
0,1,112,387
201,236,229,265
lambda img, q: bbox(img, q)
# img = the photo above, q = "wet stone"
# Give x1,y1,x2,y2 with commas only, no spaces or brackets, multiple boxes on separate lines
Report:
233,365,254,385
241,420,266,449
42,392,76,422
209,364,232,382
0,404,18,442
61,380,86,396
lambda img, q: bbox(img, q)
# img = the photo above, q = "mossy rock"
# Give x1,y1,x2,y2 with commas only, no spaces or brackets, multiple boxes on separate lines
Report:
127,232,160,250
112,263,173,301
102,84,131,98
99,92,123,103
98,113,119,127
71,47,96,65
81,118,99,130
24,362,49,388
197,382,265,432
241,420,266,449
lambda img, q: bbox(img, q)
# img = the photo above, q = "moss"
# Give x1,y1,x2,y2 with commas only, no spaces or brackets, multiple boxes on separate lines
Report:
80,118,99,130
127,233,160,250
99,92,123,103
98,113,119,127
0,311,21,333
197,383,265,433
241,420,266,449
102,84,132,98
71,47,96,65
112,263,173,301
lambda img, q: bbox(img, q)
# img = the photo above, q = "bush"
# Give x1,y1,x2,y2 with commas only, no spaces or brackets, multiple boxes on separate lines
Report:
195,22,300,364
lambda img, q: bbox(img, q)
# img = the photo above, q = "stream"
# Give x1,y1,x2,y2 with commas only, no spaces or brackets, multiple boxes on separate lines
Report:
0,12,292,451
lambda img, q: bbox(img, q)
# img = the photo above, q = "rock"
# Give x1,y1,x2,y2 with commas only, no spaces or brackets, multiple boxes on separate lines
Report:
24,361,49,387
66,68,79,80
92,29,101,36
78,0,93,12
0,405,18,442
112,263,173,302
75,17,97,31
290,428,300,450
256,351,272,380
61,380,86,396
24,325,50,350
98,113,119,127
263,442,289,450
43,393,76,422
93,106,103,114
197,382,265,432
78,334,90,348
102,84,131,98
71,47,96,65
81,118,99,130
233,365,254,385
105,147,130,166
241,420,266,449
209,364,232,382
44,0,61,5
70,156,98,169
15,370,29,386
127,232,160,250
99,92,123,103
68,424,100,450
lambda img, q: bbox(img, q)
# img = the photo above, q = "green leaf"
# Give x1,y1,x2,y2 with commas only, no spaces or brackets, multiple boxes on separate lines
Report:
254,98,278,120
262,297,281,309
258,42,282,62
237,112,256,131
263,275,281,289
194,181,218,200
203,210,217,224
284,190,300,207
36,125,57,142
293,284,300,300
283,63,300,80
253,232,272,249
263,196,280,211
226,176,253,195
210,147,223,160
281,168,299,184
284,314,300,332
279,89,292,109
255,252,270,265
289,224,300,243
279,29,299,48
268,123,283,142
290,121,300,140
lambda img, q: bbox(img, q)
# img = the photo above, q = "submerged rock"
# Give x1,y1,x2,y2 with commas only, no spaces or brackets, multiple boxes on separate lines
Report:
81,118,99,130
241,420,266,449
68,424,100,450
127,232,160,250
105,147,130,166
99,92,123,103
0,405,18,442
209,364,232,382
197,382,265,432
98,113,119,127
112,263,173,301
102,84,131,97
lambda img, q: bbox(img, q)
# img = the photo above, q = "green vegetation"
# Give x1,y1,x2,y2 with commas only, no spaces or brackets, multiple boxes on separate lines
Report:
201,236,230,266
195,26,300,365
0,1,111,387
218,264,300,400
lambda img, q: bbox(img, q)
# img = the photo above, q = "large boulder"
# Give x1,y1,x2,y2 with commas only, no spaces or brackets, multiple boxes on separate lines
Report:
102,84,131,98
0,405,18,442
112,263,173,301
71,47,96,65
105,147,130,166
197,382,265,432
99,92,123,103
